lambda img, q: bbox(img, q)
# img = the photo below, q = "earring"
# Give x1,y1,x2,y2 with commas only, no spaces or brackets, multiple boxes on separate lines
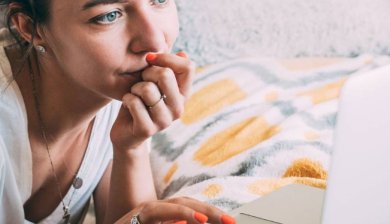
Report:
35,45,46,53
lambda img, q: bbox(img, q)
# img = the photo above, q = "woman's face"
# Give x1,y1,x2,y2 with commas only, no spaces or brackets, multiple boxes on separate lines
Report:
41,0,179,100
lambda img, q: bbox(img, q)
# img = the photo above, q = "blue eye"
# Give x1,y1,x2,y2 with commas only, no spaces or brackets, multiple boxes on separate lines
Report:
94,10,122,24
151,0,169,6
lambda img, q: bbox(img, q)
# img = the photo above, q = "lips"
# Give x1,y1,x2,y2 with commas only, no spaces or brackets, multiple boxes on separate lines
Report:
119,69,144,82
121,70,140,76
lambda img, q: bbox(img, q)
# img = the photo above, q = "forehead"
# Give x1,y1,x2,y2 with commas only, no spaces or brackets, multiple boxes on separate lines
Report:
50,0,130,13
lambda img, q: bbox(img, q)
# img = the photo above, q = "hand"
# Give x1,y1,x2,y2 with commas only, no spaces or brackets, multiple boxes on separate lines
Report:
110,52,195,151
114,197,236,224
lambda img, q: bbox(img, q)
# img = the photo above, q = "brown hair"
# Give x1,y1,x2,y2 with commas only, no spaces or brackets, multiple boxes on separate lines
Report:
1,0,50,52
0,0,50,92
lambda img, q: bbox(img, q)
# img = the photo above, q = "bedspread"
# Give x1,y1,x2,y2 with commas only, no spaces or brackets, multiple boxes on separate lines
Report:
150,55,390,211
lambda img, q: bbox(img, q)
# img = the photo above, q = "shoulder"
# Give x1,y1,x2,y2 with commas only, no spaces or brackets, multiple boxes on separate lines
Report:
88,100,122,153
0,137,4,171
0,136,27,224
105,100,122,116
0,28,18,94
0,78,28,158
97,100,121,127
0,136,7,195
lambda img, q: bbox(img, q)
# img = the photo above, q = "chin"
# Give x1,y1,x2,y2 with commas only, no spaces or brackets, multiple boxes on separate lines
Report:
108,76,142,101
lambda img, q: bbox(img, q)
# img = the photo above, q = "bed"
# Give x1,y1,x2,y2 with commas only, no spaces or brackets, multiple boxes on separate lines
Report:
149,0,390,212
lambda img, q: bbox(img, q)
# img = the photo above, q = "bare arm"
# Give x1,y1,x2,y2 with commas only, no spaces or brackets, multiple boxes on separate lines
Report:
96,52,194,223
94,142,156,224
93,53,235,224
105,143,157,223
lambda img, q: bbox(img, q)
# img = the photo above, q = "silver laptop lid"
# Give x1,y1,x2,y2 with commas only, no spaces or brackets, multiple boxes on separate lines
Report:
322,65,390,224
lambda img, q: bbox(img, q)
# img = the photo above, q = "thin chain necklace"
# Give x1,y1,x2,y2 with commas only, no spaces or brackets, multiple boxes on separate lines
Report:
28,57,83,223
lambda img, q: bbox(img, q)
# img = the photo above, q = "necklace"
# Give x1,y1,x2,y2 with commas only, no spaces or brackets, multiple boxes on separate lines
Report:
28,58,83,223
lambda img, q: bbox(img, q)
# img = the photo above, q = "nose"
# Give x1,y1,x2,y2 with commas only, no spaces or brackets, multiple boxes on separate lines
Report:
128,7,168,54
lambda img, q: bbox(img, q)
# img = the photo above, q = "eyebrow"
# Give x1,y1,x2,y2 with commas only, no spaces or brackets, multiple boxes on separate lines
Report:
82,0,128,10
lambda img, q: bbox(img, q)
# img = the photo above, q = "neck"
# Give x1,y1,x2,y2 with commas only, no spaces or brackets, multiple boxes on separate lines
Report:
35,76,106,141
35,61,110,139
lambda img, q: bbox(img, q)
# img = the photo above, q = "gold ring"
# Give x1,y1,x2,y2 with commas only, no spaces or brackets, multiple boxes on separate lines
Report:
147,94,167,110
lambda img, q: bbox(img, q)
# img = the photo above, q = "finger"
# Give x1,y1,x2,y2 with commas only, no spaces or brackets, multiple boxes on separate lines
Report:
131,81,161,107
141,66,184,119
176,51,189,59
139,201,208,224
163,221,187,224
131,82,173,130
166,197,233,224
122,93,157,139
111,102,135,148
146,52,195,97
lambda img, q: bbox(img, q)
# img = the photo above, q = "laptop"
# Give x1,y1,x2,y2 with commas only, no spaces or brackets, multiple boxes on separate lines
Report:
229,64,390,224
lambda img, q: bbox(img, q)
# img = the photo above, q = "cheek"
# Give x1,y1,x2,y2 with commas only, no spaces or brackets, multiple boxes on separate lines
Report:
49,27,127,80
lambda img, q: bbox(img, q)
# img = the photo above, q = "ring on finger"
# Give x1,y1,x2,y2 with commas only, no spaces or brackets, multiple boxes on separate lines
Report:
130,213,142,224
146,94,167,110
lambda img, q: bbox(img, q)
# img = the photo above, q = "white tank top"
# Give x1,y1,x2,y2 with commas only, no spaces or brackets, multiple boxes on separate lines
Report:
0,28,118,224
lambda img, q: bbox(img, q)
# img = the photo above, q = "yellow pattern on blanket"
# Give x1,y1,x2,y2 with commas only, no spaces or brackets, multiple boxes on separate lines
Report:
150,55,390,211
193,117,280,167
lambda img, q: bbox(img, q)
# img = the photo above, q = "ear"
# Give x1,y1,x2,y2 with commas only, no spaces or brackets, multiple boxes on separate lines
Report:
9,3,45,46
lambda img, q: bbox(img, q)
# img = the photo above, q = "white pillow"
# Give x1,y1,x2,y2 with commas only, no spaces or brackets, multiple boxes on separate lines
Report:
174,0,390,65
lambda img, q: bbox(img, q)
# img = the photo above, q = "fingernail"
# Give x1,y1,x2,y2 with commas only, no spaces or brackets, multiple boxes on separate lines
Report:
221,214,236,224
194,212,208,223
174,221,187,224
176,51,188,58
146,53,157,62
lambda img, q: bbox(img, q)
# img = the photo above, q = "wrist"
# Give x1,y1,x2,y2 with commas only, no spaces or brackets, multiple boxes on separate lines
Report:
113,142,150,161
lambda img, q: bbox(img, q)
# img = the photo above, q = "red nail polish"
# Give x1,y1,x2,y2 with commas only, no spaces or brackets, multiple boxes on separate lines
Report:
194,212,208,223
221,214,236,224
176,51,188,58
174,221,187,224
146,53,157,62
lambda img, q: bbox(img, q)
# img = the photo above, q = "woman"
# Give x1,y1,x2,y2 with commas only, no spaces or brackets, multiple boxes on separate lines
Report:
0,0,236,223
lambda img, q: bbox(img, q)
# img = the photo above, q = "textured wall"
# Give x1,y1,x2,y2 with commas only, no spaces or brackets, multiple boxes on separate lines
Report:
1,1,390,66
174,0,390,65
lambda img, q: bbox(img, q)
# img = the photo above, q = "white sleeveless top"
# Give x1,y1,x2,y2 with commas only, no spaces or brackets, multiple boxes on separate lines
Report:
0,28,119,223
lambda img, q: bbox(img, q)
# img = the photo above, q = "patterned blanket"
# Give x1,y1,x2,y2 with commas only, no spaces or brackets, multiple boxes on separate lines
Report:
150,55,390,211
